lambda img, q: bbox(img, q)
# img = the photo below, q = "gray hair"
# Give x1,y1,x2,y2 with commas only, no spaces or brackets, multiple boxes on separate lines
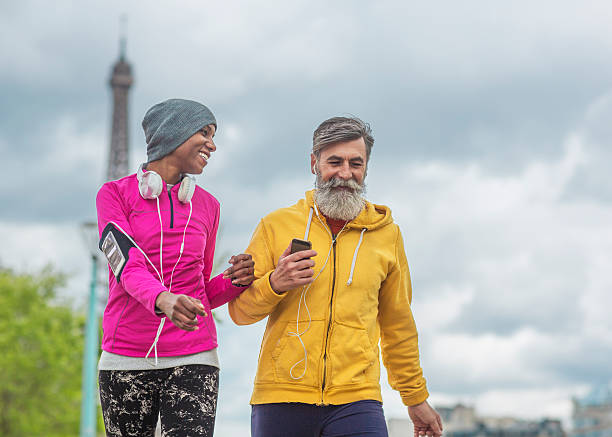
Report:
312,116,374,160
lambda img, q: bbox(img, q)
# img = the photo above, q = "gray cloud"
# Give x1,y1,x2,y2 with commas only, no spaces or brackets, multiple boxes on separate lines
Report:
4,1,612,222
2,0,612,429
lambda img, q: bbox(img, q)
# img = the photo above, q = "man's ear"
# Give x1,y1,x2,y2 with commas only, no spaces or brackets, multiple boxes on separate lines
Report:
310,153,317,175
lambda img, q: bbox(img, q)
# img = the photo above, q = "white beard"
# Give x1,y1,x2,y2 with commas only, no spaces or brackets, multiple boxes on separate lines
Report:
314,174,366,221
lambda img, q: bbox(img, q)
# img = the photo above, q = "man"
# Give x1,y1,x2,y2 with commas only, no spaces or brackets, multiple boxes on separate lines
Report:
228,116,443,437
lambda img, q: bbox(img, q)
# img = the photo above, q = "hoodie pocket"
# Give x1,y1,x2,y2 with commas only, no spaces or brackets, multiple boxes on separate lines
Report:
253,320,287,384
267,319,325,387
327,323,376,387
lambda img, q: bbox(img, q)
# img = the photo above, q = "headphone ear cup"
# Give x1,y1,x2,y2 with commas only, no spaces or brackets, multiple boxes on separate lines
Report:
178,176,196,203
139,171,163,199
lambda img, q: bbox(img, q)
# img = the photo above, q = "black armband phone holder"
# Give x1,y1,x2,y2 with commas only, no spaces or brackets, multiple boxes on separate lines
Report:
99,223,136,280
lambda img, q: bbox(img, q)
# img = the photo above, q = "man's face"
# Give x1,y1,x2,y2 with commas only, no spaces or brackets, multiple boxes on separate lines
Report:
310,137,367,185
311,137,368,221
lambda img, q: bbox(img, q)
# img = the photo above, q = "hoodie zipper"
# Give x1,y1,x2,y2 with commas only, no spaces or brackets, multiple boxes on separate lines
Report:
321,237,337,404
167,189,174,228
311,209,348,405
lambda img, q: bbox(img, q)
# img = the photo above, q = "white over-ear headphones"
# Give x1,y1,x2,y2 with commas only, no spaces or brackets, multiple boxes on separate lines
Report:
137,164,195,203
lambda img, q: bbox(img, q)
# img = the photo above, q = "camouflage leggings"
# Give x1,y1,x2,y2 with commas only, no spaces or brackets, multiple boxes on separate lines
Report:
99,365,219,437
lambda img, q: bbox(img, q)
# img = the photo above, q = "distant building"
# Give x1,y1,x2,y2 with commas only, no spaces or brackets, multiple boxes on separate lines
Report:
572,383,612,437
388,404,565,437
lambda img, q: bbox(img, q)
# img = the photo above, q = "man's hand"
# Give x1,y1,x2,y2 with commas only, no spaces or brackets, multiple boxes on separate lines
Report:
269,244,317,294
408,401,443,437
155,292,207,331
223,253,255,286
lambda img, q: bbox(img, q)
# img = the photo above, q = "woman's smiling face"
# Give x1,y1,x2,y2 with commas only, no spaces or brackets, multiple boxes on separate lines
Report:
169,124,217,175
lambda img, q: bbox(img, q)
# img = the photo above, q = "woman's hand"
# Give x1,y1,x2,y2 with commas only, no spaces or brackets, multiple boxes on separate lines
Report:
223,253,255,287
155,292,206,331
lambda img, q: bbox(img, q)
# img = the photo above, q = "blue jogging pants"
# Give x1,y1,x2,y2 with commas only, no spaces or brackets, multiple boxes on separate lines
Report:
251,400,388,437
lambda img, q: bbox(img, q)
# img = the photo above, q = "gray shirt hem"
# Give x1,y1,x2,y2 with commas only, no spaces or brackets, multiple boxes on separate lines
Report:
98,348,220,371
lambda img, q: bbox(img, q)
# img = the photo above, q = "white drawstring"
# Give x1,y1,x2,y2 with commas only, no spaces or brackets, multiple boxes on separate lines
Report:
304,208,313,240
347,228,367,286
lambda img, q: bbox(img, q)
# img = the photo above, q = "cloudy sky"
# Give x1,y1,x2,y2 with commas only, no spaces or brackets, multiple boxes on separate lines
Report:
2,0,612,434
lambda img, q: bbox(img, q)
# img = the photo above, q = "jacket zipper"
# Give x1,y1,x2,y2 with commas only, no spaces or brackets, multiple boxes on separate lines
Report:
321,238,337,404
167,190,174,228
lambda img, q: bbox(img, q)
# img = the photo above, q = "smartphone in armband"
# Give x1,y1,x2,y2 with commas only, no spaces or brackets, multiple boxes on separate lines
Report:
98,222,137,280
100,230,127,278
290,238,312,255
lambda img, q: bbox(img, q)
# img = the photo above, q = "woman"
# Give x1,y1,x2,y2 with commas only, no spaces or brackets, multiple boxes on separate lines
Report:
96,98,254,436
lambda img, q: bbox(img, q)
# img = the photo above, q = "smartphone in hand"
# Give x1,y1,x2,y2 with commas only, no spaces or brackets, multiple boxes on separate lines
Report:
290,238,312,255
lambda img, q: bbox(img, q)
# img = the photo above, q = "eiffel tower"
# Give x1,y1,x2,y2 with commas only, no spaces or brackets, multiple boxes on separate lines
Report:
107,24,133,181
79,22,137,437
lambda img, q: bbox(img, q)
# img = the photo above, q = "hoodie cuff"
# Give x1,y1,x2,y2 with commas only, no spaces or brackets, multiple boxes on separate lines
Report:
150,288,169,318
225,276,252,300
257,271,289,305
400,387,429,407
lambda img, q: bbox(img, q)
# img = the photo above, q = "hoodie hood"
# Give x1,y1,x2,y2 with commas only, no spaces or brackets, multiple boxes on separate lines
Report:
303,189,393,231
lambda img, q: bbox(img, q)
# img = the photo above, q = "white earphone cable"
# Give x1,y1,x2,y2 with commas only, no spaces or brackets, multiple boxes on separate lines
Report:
107,219,167,367
107,221,162,282
145,195,195,366
145,318,166,366
109,189,194,367
288,205,348,379
288,242,333,379
168,200,192,292
156,197,164,284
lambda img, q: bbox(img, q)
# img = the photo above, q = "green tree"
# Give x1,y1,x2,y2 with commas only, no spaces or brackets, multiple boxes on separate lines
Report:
0,267,85,436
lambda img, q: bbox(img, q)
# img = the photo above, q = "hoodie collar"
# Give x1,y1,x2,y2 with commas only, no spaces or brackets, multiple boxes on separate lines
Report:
304,189,393,231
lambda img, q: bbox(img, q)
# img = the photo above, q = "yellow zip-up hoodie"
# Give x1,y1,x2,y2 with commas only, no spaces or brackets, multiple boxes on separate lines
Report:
229,190,429,406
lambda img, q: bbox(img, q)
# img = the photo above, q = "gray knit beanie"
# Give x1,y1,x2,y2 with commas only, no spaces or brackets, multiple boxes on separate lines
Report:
142,98,217,163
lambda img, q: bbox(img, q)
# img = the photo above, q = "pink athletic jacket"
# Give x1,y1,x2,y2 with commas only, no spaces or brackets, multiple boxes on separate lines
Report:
96,173,244,357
